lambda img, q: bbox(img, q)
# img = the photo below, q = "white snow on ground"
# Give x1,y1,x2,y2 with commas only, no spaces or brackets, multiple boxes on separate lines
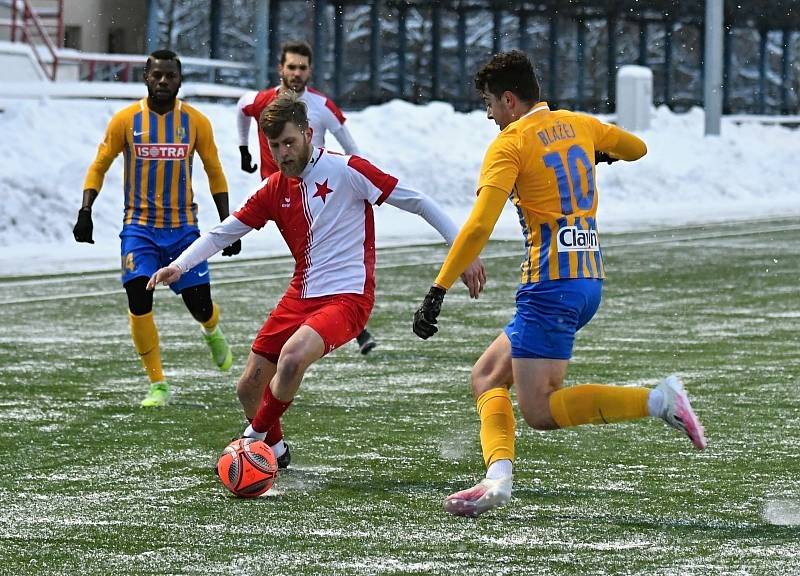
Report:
0,91,797,276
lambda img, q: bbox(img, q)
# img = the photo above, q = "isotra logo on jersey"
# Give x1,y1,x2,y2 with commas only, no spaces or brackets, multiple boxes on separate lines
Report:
557,226,600,252
133,143,189,160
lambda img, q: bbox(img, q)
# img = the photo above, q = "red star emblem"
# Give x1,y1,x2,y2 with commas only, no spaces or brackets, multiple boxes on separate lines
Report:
313,179,334,203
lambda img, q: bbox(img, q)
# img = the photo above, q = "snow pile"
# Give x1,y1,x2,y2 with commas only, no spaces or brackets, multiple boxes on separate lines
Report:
0,95,797,275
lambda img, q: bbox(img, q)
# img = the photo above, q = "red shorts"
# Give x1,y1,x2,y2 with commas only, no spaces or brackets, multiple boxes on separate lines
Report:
252,292,373,363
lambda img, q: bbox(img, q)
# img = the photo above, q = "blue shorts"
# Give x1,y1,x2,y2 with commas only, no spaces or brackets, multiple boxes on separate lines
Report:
504,279,603,360
120,224,209,294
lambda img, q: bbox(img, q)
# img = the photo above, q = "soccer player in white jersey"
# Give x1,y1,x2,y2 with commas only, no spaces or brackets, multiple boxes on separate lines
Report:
149,92,486,470
237,39,377,354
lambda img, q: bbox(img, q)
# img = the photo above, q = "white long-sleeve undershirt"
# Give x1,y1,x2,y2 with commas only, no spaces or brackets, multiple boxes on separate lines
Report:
237,91,258,146
173,216,252,273
332,125,360,155
171,183,458,276
383,184,459,245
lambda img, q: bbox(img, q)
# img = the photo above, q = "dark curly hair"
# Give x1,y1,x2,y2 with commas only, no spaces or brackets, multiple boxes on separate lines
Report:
474,50,539,103
145,49,181,75
280,40,313,66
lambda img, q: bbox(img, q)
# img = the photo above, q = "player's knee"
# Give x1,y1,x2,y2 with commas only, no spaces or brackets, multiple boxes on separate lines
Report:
124,277,153,315
275,350,305,383
470,365,495,398
236,368,262,397
181,284,213,322
518,394,558,431
521,410,554,430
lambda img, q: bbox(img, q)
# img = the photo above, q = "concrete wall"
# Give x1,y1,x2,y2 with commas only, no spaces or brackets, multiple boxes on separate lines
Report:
0,41,47,81
0,1,147,53
62,0,147,54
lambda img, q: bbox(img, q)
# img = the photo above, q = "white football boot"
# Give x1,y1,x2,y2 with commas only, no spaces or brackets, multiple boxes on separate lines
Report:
656,374,707,450
444,476,513,517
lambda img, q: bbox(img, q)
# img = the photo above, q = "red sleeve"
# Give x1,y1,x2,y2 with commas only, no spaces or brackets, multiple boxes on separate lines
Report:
324,98,346,125
347,156,398,205
243,88,277,118
233,180,276,229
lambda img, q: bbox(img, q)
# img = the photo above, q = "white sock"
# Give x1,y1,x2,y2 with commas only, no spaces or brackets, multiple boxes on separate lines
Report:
648,388,664,417
243,424,266,441
270,440,287,459
486,459,513,480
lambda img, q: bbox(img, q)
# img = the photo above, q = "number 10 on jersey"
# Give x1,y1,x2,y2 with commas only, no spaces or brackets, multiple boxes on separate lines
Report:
543,144,595,215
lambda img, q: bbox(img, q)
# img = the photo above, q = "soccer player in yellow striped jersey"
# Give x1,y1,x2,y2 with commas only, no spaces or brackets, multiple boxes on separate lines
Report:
73,50,239,408
413,50,707,518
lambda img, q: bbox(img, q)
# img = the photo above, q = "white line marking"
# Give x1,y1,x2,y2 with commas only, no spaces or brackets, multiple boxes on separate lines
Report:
1,222,798,306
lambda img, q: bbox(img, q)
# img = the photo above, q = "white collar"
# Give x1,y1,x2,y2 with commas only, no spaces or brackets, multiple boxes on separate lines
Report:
520,102,550,120
299,146,322,178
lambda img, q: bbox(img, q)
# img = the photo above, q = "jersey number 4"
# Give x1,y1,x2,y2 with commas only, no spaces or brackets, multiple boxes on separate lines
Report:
543,145,595,214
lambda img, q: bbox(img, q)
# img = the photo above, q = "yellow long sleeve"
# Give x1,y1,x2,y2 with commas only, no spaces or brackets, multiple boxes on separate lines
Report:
83,112,126,192
602,126,647,161
434,185,507,289
193,112,228,194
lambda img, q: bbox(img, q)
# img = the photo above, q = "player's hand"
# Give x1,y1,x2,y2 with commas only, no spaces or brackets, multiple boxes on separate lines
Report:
147,264,183,290
595,151,618,165
222,239,241,257
460,257,486,299
72,207,94,244
413,286,446,339
239,145,257,173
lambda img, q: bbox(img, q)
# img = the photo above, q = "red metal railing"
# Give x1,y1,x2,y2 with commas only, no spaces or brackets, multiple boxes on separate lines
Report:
8,0,64,80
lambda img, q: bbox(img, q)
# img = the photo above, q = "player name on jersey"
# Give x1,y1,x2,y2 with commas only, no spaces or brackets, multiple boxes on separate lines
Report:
537,121,578,146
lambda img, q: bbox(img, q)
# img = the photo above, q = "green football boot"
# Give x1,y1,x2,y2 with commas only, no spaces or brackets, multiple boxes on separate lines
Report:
204,326,233,371
140,381,170,408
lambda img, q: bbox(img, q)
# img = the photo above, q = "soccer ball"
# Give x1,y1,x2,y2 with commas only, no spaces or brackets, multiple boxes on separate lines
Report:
217,438,278,498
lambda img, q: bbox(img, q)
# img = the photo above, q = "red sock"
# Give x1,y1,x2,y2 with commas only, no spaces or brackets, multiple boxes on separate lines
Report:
264,419,283,446
252,385,292,435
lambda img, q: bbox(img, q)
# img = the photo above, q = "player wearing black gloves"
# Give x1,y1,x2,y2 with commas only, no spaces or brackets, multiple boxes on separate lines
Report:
75,49,239,408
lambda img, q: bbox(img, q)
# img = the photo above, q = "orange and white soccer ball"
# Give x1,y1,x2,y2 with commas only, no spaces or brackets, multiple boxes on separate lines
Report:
217,438,278,497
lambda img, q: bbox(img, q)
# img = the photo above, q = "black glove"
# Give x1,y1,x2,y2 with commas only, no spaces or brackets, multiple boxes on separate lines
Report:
413,286,446,339
222,239,241,257
595,151,618,165
239,145,257,173
73,207,94,244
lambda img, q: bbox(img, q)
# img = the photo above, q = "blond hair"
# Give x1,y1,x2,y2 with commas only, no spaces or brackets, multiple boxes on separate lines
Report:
259,91,309,139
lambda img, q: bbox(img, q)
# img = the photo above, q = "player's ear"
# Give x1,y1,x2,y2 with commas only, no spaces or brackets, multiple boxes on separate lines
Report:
305,125,313,142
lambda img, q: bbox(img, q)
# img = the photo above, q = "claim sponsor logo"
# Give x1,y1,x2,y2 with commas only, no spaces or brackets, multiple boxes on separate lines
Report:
134,143,189,160
557,226,599,252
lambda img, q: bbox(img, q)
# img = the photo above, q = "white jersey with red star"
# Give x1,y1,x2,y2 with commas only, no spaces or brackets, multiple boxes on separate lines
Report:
233,148,396,299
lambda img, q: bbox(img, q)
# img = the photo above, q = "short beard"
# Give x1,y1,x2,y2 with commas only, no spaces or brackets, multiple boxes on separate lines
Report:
281,77,307,93
281,143,311,177
148,85,179,104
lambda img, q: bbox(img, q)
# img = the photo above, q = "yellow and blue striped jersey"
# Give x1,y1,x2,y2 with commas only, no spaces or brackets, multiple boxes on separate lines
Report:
83,98,228,228
478,102,646,283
